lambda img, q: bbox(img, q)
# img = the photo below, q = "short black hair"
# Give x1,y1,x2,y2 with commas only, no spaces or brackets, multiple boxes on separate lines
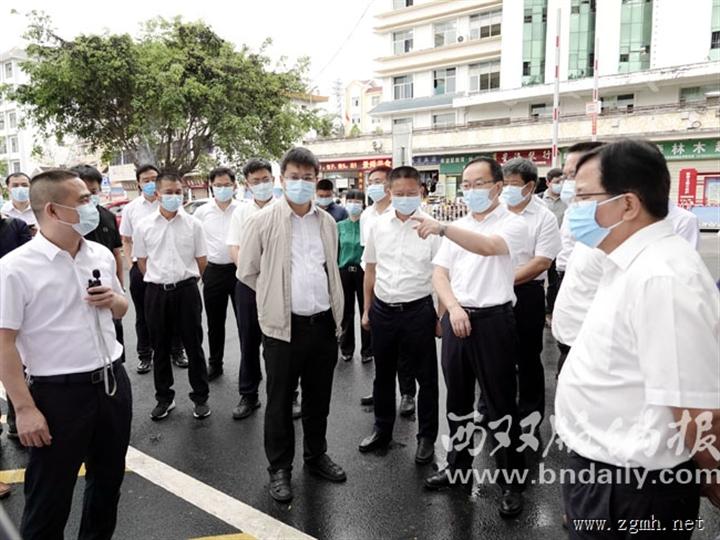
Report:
5,172,30,185
156,171,182,187
209,166,236,182
389,166,421,186
546,168,563,180
575,139,669,220
567,141,605,155
70,164,103,185
242,158,273,179
316,179,334,191
135,164,159,181
367,165,392,178
502,158,538,184
345,188,365,203
280,147,319,176
29,169,80,219
462,157,503,182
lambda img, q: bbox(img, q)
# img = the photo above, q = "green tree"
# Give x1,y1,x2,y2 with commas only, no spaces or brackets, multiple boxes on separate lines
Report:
4,13,325,175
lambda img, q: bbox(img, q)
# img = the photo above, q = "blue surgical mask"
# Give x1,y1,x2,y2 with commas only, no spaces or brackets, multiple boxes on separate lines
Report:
273,186,283,199
316,196,334,207
567,195,624,248
11,186,29,202
465,188,495,214
214,186,234,203
284,180,315,205
90,194,102,207
367,184,387,203
500,185,529,207
142,182,156,197
560,180,576,204
346,202,363,217
55,202,100,236
251,182,273,202
160,194,183,213
550,183,563,195
392,195,421,216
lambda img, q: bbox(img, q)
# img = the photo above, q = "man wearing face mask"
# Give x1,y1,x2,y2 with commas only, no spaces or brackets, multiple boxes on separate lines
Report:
556,139,720,534
194,167,239,383
236,147,346,503
3,172,38,233
500,158,561,425
133,172,210,421
227,158,277,420
0,169,131,539
541,168,565,322
411,157,530,517
315,179,348,223
359,166,441,466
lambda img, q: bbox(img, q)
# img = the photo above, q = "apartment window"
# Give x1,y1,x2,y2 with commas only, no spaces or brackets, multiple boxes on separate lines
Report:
469,60,501,93
568,0,597,79
351,116,360,125
522,0,548,86
680,85,720,103
393,29,413,55
8,111,16,129
0,137,5,154
469,10,502,40
371,96,380,107
530,103,549,117
434,20,457,47
0,114,4,131
11,161,20,173
4,62,12,79
713,31,720,50
603,93,635,111
433,68,456,95
618,0,653,73
393,0,413,8
9,136,18,153
432,113,455,128
393,75,413,100
393,117,412,126
371,117,381,125
712,0,720,59
352,97,360,107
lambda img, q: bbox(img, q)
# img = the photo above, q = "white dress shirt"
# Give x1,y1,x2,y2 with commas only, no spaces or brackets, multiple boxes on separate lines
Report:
1,201,37,227
226,199,275,247
363,209,441,304
509,197,562,281
0,234,124,376
194,199,238,265
359,202,392,247
551,242,606,346
433,205,529,308
666,202,699,249
119,195,159,262
555,209,575,272
132,210,207,284
555,220,720,470
290,207,331,315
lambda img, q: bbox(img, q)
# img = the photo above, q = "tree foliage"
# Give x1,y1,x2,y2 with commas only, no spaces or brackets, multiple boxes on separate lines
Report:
4,13,327,174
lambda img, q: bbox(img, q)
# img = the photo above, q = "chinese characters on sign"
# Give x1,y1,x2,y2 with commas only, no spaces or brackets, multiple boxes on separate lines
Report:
320,158,392,172
656,138,720,161
494,148,553,166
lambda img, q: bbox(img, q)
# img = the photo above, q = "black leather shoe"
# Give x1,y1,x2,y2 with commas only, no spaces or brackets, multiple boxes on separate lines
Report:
305,455,346,483
399,395,415,417
499,489,524,519
424,468,453,490
415,437,435,464
232,395,260,420
358,431,391,453
360,394,374,406
136,358,152,374
269,469,293,503
361,354,374,363
207,364,223,381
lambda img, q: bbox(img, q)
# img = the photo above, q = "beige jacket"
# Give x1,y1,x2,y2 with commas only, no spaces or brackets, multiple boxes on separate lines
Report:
236,198,344,342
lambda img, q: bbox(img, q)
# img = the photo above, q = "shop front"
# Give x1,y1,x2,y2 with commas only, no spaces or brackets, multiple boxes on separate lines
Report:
320,156,392,194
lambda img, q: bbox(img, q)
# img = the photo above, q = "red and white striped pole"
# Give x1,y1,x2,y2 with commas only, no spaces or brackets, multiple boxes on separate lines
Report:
591,35,599,141
551,8,561,168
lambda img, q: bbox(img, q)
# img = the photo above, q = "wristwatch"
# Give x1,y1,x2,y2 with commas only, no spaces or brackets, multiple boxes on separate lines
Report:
439,224,447,237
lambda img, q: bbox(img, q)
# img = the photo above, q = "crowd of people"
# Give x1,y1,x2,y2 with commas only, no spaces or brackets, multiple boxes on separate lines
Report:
0,138,717,539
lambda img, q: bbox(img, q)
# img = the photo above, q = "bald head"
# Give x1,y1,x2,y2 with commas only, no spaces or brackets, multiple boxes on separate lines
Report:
30,169,83,222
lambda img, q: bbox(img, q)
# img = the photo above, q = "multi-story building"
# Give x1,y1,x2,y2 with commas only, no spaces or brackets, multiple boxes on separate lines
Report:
305,0,720,226
0,48,36,177
344,80,384,135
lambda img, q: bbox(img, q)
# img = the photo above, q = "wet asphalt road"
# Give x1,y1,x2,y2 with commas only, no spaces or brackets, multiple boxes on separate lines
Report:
0,233,718,540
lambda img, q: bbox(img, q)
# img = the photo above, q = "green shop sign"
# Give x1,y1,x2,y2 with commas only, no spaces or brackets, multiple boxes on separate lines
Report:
655,138,720,161
439,154,492,176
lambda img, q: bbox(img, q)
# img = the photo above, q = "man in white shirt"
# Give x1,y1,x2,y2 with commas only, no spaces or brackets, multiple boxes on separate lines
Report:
412,157,530,519
194,167,239,383
237,147,347,503
500,158,561,424
120,164,187,374
2,172,38,231
555,139,720,535
133,172,210,421
540,167,565,320
0,169,130,539
666,201,700,249
359,166,441,466
226,158,276,420
358,165,417,414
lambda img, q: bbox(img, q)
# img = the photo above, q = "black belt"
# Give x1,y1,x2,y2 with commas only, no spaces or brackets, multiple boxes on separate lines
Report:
207,262,236,269
375,295,432,312
291,310,332,325
462,302,512,318
30,361,121,385
340,264,362,273
514,280,544,290
148,277,197,291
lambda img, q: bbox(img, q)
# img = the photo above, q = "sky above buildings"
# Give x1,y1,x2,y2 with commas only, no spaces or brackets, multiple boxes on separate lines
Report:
0,0,380,95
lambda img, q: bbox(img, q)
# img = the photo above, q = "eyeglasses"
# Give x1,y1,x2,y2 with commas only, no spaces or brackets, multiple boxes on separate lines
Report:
247,177,272,186
285,176,316,182
571,192,624,204
461,178,496,190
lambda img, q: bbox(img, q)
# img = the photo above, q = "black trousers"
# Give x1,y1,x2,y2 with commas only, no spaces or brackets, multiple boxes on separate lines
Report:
145,281,209,404
202,263,238,368
562,452,700,539
235,281,263,398
339,265,372,358
514,281,546,422
442,305,526,489
370,296,438,441
129,263,183,360
262,311,338,472
545,260,560,315
557,342,571,377
21,365,132,540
